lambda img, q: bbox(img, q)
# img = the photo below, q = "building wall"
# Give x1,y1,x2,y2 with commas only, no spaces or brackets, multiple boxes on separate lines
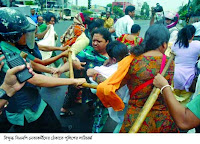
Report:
112,2,134,12
115,0,133,4
90,5,106,13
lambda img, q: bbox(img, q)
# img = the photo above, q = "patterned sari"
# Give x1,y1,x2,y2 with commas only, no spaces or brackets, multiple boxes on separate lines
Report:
120,55,179,133
60,13,85,47
117,34,143,50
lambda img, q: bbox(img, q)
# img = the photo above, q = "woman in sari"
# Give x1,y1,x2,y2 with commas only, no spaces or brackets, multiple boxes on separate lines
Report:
54,28,111,119
117,24,143,50
60,12,91,60
96,24,179,133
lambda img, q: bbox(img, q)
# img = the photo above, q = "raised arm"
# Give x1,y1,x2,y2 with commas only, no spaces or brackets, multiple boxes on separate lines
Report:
35,25,50,40
150,7,156,26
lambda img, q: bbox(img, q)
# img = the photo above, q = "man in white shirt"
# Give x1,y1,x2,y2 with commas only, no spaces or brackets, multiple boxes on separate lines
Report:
193,21,200,41
114,6,135,37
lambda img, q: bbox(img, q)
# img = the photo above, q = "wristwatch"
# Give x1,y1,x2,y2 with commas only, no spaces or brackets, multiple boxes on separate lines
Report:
0,88,10,101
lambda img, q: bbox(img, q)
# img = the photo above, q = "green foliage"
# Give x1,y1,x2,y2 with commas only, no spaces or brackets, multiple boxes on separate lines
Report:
80,6,87,12
191,0,200,13
35,0,46,9
107,4,112,8
113,6,124,17
140,2,150,19
82,10,93,16
178,0,200,19
178,4,188,20
179,10,188,20
25,1,35,5
106,3,124,17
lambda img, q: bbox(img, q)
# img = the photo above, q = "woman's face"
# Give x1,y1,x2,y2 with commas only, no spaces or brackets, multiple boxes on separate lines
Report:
92,33,109,54
47,17,55,25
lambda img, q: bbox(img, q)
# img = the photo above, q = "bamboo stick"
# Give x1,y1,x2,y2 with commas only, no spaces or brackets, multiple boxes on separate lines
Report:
64,47,98,89
68,50,74,79
129,53,175,133
82,83,98,89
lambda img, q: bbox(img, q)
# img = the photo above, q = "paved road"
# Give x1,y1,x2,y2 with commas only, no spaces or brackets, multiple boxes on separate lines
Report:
41,20,150,133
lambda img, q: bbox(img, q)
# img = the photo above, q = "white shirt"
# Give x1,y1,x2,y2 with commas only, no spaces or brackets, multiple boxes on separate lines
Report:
114,15,134,37
193,21,200,36
169,27,179,43
89,63,130,124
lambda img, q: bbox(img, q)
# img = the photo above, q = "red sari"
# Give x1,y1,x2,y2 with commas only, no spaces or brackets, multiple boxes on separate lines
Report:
117,34,143,48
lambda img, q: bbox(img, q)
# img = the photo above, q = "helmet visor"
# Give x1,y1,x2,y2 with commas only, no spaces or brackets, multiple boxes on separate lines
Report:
26,31,35,49
26,17,37,32
25,16,36,49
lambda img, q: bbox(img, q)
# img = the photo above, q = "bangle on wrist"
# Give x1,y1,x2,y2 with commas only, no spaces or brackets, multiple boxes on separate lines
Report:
160,85,171,94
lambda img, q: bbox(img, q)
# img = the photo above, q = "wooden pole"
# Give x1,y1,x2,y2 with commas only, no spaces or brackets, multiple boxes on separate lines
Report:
68,50,74,79
82,83,97,89
63,48,98,88
128,53,175,133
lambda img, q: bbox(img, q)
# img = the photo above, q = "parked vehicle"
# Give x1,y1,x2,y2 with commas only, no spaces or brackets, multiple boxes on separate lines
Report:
63,6,81,20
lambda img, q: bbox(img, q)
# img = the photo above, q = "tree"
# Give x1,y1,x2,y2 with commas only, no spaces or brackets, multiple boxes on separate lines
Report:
190,0,200,16
113,6,124,17
25,1,35,5
83,10,93,16
36,0,46,11
140,2,150,19
106,3,124,17
107,4,112,8
179,0,200,21
178,4,188,20
88,0,91,9
80,6,87,12
106,3,112,12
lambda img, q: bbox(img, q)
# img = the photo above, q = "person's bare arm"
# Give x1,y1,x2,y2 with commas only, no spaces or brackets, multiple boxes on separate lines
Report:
52,59,86,78
150,7,155,26
28,73,86,87
153,73,200,130
33,50,69,66
31,61,54,74
37,43,69,51
35,25,50,39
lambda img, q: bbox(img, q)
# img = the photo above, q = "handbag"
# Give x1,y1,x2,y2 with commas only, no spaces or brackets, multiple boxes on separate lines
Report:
188,61,200,93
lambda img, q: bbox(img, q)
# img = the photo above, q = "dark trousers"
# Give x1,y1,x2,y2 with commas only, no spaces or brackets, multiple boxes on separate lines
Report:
62,69,95,109
0,104,62,133
62,85,81,109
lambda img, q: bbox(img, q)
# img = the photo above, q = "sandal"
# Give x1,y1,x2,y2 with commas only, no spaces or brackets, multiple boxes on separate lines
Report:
60,110,74,117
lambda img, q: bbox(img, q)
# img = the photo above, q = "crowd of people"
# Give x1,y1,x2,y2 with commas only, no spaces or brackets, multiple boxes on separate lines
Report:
0,5,200,134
